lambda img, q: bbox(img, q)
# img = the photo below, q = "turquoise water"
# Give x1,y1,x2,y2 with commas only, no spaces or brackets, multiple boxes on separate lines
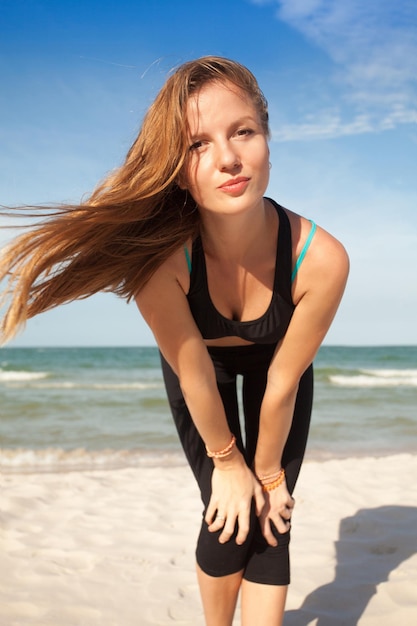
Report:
0,346,416,471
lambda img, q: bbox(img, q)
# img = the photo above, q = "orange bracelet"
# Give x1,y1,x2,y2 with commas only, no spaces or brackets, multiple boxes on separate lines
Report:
206,434,236,459
261,469,286,492
256,468,283,484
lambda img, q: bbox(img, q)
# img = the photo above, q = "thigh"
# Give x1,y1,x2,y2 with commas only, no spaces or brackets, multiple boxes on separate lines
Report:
241,367,268,466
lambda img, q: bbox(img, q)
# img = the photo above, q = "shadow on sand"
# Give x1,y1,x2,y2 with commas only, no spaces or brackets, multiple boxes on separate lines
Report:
284,505,417,625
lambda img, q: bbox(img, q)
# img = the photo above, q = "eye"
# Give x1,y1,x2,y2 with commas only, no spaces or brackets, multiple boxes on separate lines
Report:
189,140,204,151
236,128,254,137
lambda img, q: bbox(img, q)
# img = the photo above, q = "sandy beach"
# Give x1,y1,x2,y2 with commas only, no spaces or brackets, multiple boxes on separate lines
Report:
1,454,417,625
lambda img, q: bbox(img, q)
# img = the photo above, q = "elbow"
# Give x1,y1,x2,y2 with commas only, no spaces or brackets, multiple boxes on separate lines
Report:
266,370,300,406
178,367,217,404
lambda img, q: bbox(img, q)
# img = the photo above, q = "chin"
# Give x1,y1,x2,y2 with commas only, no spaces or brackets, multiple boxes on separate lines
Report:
206,195,265,216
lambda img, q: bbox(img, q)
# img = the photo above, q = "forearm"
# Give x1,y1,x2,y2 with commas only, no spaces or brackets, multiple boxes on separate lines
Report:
179,360,233,453
254,382,298,475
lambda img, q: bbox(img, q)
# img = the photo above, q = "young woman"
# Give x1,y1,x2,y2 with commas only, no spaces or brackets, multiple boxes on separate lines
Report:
0,57,349,625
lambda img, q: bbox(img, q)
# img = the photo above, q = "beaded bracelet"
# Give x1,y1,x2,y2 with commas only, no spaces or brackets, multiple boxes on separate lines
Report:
260,468,286,492
256,468,283,483
206,434,236,459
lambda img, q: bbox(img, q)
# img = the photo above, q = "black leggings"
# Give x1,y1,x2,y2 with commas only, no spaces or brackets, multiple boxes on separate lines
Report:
160,343,313,585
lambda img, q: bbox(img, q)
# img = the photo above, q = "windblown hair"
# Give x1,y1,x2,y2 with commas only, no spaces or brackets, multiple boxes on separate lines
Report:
0,56,269,343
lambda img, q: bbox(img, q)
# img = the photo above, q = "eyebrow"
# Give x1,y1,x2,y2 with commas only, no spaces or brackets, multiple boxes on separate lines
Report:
188,115,260,140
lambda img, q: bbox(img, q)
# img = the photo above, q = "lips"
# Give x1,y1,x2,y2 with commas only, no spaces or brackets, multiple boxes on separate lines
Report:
218,177,250,193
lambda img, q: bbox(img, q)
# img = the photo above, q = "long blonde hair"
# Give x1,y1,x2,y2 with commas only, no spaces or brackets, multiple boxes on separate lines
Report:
0,56,269,342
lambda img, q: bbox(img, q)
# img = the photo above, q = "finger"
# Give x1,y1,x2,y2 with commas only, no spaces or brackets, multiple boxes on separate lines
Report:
261,518,278,547
280,505,293,522
219,517,237,544
208,513,226,532
205,499,218,526
286,496,295,512
235,511,250,545
273,514,291,535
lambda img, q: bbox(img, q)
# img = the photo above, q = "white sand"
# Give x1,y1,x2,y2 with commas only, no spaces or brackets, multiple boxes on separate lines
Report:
1,454,416,625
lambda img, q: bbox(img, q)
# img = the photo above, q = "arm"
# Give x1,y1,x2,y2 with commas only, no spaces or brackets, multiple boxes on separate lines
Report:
254,223,349,544
135,248,264,543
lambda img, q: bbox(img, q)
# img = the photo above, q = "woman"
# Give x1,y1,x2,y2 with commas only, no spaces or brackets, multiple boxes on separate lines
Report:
0,57,349,625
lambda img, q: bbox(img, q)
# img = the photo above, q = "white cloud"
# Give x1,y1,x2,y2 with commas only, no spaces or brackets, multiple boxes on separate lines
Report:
271,106,417,142
271,111,373,141
253,0,417,139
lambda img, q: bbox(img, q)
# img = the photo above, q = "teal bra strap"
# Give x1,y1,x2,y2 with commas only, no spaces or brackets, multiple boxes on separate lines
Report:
291,220,316,282
184,222,316,280
184,244,192,274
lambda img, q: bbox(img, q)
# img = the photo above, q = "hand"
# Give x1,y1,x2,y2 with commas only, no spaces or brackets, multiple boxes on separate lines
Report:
205,452,264,545
259,480,295,547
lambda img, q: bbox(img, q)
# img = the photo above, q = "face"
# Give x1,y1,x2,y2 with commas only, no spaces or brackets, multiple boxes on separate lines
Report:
181,81,270,217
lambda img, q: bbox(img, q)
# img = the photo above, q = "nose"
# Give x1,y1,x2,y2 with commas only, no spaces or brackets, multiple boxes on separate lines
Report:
216,140,241,171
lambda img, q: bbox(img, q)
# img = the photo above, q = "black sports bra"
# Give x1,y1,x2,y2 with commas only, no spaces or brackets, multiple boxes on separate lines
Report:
186,199,296,344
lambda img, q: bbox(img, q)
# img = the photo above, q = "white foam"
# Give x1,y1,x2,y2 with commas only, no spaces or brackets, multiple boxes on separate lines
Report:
0,370,49,382
89,382,162,390
34,382,161,390
0,447,186,474
362,369,417,378
330,371,417,387
0,374,162,390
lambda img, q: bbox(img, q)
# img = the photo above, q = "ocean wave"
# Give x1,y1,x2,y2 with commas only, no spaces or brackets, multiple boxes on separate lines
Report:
75,382,162,390
362,369,417,378
330,369,417,387
0,370,49,382
0,447,186,474
0,378,163,390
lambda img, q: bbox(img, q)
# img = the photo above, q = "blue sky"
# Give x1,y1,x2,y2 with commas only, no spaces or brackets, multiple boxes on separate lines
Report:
1,0,416,347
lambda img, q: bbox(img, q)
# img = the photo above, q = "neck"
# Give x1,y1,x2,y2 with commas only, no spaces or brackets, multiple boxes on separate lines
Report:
200,198,273,262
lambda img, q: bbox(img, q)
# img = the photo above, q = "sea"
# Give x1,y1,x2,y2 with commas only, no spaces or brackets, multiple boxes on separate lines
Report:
0,345,416,473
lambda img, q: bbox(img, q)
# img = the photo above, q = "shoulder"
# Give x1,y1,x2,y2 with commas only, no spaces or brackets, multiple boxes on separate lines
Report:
161,242,192,294
134,240,209,372
284,207,349,303
135,243,191,309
